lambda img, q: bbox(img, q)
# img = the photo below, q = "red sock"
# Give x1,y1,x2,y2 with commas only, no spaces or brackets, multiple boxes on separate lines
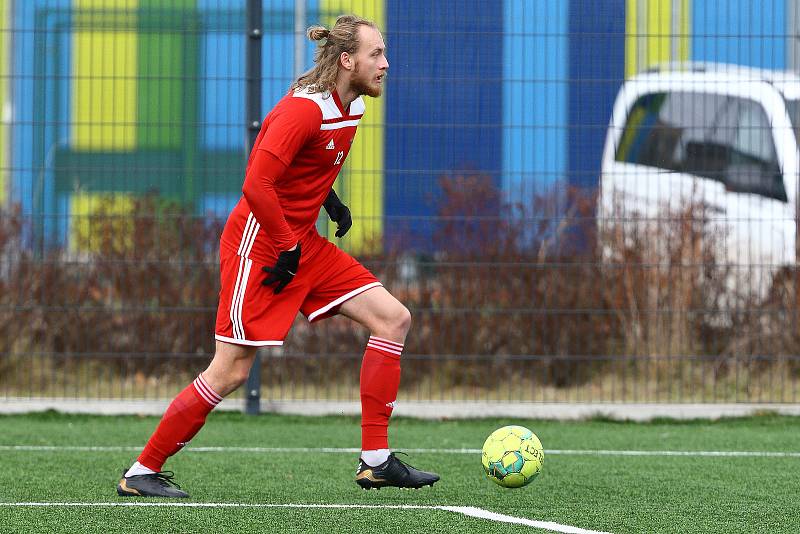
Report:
360,336,403,450
137,373,222,471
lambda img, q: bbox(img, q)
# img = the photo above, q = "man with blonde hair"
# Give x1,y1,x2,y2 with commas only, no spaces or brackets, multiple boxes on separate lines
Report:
116,14,439,497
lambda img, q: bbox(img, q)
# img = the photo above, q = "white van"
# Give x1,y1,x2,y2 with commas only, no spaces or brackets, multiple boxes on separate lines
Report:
598,63,800,292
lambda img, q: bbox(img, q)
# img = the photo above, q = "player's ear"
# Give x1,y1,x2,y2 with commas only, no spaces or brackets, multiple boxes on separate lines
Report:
339,51,354,71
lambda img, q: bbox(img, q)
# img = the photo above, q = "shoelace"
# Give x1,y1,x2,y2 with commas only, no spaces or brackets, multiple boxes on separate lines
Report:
152,471,182,489
390,451,417,473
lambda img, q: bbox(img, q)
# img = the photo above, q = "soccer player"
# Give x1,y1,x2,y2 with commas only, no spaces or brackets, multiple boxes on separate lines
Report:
116,14,439,498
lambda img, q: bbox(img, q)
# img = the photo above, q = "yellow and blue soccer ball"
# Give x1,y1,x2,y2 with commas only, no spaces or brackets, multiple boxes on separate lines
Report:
481,425,544,488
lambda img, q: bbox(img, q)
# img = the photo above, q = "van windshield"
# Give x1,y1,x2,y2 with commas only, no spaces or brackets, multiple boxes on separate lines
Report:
788,100,800,149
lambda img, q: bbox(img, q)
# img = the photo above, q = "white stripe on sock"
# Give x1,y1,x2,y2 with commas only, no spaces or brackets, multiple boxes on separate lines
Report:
196,374,223,402
369,336,403,350
368,340,404,352
367,338,404,356
367,343,402,356
193,377,222,407
192,380,217,406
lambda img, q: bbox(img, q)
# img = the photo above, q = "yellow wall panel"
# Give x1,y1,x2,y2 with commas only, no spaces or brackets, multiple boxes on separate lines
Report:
625,0,639,78
319,1,385,254
645,0,672,68
72,0,139,150
679,0,690,63
626,0,691,78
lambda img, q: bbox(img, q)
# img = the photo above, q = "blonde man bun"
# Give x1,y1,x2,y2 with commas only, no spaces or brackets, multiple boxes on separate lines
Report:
307,26,330,41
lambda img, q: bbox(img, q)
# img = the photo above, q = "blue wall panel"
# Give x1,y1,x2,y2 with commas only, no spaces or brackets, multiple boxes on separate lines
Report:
198,0,314,216
13,1,39,217
502,0,568,219
385,1,503,251
568,0,625,189
199,0,301,152
692,0,786,69
13,0,73,248
199,30,245,151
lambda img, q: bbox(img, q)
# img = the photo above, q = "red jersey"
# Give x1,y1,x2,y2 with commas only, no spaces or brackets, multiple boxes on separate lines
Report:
220,87,365,264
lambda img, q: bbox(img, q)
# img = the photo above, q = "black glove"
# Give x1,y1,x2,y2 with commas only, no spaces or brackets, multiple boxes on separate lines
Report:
323,189,352,238
262,243,301,294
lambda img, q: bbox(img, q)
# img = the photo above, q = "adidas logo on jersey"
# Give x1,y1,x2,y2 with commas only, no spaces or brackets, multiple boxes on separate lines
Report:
325,139,335,150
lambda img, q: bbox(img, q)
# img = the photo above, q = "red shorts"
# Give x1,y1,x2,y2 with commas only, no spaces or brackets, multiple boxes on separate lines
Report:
214,239,381,346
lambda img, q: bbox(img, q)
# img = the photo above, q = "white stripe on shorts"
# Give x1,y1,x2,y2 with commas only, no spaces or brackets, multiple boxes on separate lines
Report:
237,213,255,256
230,255,246,339
306,282,383,322
229,213,259,340
214,335,284,347
234,258,253,339
243,222,260,258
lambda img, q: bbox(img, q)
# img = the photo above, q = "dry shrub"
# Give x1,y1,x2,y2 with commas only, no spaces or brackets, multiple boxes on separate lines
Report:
3,176,800,399
380,175,799,394
376,174,615,390
598,198,800,391
744,266,800,375
0,196,222,391
0,206,23,369
599,203,733,359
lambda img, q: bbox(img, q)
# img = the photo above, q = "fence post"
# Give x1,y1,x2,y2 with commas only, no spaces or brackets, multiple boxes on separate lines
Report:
293,0,306,79
245,351,262,415
244,0,263,416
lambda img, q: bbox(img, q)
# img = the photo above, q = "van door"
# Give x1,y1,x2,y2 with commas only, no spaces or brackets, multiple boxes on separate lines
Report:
720,97,795,294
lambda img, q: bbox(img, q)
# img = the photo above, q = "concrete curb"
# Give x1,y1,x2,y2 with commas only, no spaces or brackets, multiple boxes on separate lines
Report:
2,398,799,420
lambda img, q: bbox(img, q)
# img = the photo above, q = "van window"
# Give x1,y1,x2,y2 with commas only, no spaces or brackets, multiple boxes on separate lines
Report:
616,91,785,202
672,93,738,182
727,100,786,201
615,92,735,181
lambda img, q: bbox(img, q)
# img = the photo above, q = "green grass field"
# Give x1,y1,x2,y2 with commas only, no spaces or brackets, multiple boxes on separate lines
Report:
1,411,799,533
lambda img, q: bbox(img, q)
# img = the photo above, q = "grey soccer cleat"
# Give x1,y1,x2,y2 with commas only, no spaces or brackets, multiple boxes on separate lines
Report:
117,470,190,498
355,452,440,490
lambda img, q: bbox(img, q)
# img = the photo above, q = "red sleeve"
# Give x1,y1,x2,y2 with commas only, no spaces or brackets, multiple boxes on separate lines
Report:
258,98,320,166
241,149,295,251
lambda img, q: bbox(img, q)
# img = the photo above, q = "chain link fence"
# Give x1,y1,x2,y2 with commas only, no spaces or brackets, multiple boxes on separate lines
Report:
2,0,800,406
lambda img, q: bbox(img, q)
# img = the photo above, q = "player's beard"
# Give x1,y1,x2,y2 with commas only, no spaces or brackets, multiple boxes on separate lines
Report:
351,61,382,98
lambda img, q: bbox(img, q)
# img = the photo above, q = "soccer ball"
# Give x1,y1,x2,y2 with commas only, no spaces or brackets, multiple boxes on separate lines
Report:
481,425,544,488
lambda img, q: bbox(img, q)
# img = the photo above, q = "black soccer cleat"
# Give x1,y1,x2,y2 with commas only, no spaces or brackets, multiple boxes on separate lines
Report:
355,452,440,490
117,470,190,498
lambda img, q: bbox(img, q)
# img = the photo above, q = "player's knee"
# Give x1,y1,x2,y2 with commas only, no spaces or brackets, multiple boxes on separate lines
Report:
397,305,412,333
211,370,249,397
207,343,258,395
228,368,252,390
387,303,412,338
204,364,251,396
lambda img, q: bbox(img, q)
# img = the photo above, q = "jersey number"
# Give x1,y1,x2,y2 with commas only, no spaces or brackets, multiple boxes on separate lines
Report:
334,151,344,165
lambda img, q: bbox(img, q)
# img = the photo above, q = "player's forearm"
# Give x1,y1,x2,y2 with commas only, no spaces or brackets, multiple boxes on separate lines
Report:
242,149,297,251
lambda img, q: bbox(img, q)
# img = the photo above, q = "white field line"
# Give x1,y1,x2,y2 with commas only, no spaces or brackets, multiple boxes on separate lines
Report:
0,502,611,534
1,445,800,458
